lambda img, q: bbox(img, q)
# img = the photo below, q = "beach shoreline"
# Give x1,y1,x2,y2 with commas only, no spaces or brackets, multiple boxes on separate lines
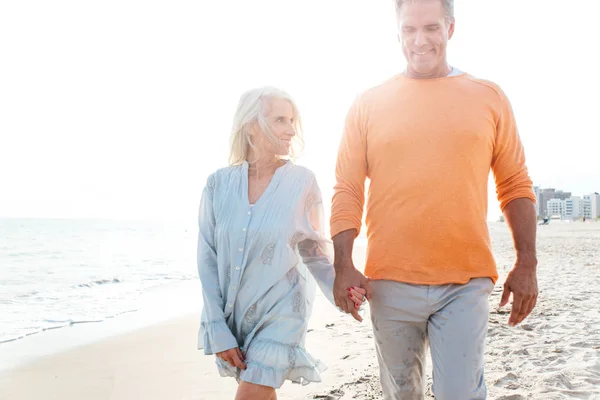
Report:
0,293,378,400
0,279,202,374
1,222,600,399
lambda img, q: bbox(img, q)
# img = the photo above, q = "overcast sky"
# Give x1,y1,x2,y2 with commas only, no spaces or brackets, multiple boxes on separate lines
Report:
1,0,598,223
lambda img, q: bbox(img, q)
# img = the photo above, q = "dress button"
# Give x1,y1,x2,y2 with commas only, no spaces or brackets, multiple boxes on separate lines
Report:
247,211,251,215
239,248,243,252
242,228,246,232
228,303,232,308
235,266,240,270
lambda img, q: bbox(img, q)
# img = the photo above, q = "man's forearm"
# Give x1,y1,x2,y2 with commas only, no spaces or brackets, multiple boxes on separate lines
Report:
332,229,358,272
503,198,537,267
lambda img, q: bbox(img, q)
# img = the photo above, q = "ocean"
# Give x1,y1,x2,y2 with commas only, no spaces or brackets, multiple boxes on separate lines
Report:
0,217,199,345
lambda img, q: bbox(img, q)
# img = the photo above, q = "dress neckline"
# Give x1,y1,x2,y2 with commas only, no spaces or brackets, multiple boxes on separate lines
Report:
241,160,291,208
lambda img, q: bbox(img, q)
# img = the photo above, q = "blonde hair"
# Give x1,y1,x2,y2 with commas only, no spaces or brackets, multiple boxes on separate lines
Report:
228,86,304,166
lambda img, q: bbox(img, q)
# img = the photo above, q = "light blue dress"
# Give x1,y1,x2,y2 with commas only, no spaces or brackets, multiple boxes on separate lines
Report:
197,160,337,388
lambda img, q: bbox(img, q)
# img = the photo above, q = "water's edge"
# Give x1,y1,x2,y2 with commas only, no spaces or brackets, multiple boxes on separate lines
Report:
0,279,202,375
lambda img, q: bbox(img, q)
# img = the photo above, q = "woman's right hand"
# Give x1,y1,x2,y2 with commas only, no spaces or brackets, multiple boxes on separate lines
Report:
216,347,246,370
348,286,368,310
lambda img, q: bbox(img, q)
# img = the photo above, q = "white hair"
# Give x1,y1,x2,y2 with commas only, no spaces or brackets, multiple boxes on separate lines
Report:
228,86,304,166
395,0,454,19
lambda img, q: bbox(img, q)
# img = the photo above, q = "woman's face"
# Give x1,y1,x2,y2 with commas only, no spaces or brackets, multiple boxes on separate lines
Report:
252,97,296,157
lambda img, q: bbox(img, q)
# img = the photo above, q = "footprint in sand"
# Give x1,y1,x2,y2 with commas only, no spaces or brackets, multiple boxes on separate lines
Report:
519,323,535,331
353,375,372,384
570,341,599,348
311,389,344,399
494,372,519,388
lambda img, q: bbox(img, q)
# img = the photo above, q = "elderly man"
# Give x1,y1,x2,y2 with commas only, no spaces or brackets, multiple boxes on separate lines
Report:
330,1,538,399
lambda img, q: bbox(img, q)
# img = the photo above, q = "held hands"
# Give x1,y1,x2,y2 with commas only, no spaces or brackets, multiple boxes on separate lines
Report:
342,285,369,322
348,286,367,317
334,263,372,322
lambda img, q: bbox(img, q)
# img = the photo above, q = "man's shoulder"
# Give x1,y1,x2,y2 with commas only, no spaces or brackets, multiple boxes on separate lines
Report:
358,74,404,102
458,74,507,101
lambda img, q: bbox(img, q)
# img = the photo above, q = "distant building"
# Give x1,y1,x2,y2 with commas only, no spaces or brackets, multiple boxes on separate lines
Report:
555,190,572,200
565,196,584,219
583,193,600,219
539,189,571,217
539,188,555,217
533,186,541,217
546,198,566,219
535,185,598,219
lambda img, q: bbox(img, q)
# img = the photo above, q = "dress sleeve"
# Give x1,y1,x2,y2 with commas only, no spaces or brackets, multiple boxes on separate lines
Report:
197,174,239,354
297,175,337,307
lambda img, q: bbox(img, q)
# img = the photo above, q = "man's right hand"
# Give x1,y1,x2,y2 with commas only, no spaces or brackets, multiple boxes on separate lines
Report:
216,347,246,370
333,261,372,322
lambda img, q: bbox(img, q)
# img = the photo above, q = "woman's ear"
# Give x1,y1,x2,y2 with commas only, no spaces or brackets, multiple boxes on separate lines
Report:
247,121,259,138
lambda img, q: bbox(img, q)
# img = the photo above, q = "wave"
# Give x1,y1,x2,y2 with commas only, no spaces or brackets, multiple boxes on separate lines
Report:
75,277,123,288
2,250,64,258
2,277,125,301
0,309,137,344
3,275,195,304
141,275,191,281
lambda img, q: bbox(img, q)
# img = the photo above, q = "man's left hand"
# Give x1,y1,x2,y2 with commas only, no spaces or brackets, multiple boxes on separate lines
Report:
499,257,538,327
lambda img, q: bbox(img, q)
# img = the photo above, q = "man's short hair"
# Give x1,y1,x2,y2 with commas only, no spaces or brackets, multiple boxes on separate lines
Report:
395,0,455,19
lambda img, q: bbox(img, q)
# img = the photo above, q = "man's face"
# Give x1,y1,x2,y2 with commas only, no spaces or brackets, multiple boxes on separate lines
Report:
397,0,455,78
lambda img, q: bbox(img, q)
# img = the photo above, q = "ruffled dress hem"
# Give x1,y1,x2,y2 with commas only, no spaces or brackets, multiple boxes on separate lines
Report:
215,339,327,389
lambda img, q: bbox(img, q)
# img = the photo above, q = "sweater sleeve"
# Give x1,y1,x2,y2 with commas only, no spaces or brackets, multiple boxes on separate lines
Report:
491,88,537,210
330,96,368,237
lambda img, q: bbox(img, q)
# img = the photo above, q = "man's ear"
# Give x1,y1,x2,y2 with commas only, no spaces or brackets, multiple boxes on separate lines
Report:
447,17,455,40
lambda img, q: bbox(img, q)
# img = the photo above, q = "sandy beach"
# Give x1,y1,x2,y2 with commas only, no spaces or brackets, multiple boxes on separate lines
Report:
1,221,599,400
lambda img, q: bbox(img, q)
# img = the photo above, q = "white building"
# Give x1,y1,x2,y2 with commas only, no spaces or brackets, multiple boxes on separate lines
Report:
565,196,584,219
546,198,566,219
533,186,541,217
583,193,600,219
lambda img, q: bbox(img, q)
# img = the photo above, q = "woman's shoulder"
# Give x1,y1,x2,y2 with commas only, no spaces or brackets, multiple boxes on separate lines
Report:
201,165,243,192
206,164,242,183
287,162,317,185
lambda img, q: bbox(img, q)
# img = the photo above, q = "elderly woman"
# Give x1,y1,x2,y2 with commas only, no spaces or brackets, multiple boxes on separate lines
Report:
197,86,366,400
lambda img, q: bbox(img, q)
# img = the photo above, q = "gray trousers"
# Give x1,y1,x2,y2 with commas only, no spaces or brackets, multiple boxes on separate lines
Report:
369,278,494,400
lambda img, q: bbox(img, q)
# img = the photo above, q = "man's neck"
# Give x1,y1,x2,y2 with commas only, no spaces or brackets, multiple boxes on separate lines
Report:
405,63,452,79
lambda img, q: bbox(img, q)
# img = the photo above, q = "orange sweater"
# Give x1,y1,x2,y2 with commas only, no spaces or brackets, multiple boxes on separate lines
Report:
330,73,536,285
